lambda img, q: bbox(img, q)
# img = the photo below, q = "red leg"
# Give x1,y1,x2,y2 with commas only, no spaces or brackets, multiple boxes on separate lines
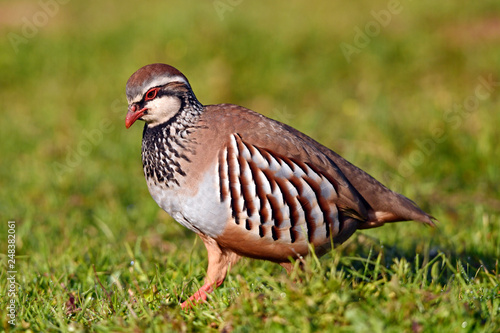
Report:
181,234,240,309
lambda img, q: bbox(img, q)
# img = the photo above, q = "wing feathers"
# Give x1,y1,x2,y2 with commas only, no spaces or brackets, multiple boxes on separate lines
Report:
218,133,343,251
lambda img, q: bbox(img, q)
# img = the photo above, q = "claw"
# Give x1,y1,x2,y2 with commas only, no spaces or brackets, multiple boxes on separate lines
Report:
180,283,214,309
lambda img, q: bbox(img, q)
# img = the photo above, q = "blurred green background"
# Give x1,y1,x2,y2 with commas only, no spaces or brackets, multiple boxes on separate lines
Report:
1,0,499,331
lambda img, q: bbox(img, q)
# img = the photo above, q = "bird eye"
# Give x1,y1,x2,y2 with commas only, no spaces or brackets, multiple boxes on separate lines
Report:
145,88,159,101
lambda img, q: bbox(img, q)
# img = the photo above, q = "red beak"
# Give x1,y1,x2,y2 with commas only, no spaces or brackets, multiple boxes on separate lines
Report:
125,105,147,129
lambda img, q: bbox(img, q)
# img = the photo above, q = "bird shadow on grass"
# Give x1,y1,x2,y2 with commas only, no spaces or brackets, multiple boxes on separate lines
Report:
309,232,499,290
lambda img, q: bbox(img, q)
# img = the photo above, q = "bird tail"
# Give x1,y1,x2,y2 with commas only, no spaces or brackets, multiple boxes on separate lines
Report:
327,151,437,229
360,192,437,229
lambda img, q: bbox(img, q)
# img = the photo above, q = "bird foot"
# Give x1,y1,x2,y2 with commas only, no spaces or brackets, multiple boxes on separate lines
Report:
180,283,215,310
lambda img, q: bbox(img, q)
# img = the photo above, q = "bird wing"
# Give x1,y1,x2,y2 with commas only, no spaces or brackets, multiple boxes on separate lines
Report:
213,131,362,260
202,104,435,228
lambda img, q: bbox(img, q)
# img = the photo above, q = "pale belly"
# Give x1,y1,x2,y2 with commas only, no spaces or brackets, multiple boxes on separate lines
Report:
146,170,230,238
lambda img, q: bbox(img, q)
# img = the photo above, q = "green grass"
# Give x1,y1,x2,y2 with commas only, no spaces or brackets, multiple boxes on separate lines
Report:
1,0,500,331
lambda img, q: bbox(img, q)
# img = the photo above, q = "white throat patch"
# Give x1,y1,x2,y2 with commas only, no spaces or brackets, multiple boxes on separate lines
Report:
141,95,182,128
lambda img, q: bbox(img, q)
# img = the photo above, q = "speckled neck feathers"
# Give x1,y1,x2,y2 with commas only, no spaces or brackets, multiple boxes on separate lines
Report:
141,94,203,188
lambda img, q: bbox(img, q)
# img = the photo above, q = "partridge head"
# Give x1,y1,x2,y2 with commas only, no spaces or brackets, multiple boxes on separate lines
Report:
125,63,435,309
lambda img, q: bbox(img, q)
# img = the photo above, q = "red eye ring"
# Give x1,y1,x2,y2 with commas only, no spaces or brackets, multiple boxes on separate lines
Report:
145,88,159,101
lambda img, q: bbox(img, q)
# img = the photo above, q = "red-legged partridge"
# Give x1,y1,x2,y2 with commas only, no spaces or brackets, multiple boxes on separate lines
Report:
125,63,435,308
